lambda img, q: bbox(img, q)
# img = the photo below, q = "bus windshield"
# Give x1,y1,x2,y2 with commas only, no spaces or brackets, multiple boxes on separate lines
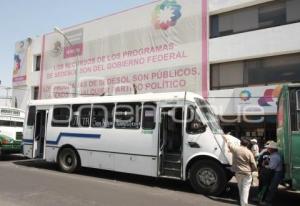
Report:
195,98,223,134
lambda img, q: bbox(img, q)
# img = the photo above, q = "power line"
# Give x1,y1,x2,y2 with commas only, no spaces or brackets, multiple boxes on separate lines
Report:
0,89,280,99
0,87,281,99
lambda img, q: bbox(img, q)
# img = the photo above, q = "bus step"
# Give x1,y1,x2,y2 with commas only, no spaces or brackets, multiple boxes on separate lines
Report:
163,167,181,177
164,153,181,162
159,175,181,180
163,160,181,169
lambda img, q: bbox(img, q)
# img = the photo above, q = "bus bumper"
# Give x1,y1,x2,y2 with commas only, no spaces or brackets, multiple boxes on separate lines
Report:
0,143,22,155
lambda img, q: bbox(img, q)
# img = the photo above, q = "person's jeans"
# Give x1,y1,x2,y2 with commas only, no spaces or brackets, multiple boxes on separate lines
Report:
257,168,274,201
265,171,283,203
236,173,252,206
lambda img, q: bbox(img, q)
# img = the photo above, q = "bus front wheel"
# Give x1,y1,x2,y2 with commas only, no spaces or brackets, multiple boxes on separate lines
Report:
189,160,227,196
58,147,80,173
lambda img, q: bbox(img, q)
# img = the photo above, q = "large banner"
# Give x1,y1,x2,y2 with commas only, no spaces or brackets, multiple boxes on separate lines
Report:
13,38,31,86
40,0,208,99
234,85,282,115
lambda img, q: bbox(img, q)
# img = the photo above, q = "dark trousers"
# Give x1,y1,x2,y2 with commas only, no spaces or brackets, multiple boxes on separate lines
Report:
265,171,283,203
257,168,274,201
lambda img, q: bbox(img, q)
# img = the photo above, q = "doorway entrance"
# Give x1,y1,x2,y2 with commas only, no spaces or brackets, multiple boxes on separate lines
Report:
33,110,47,158
159,107,183,178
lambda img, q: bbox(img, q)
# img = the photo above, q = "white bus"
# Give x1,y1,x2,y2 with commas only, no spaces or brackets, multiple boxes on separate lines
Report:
23,92,239,195
0,107,24,155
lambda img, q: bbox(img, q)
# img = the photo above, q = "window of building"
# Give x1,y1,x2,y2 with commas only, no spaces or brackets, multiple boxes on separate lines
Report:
34,55,41,71
264,55,300,84
142,102,156,130
218,13,234,36
210,16,219,38
215,7,259,37
234,7,259,33
70,104,91,128
287,0,300,23
52,106,70,127
210,64,220,90
246,59,265,86
91,103,114,128
211,62,244,89
259,2,286,28
27,106,36,126
33,87,39,100
115,102,141,129
210,0,300,38
210,53,300,90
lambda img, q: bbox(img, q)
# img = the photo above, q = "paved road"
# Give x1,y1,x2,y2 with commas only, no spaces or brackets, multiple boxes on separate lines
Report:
0,155,299,206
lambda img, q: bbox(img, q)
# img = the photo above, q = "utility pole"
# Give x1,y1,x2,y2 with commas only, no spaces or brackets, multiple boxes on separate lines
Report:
0,86,12,107
54,27,80,97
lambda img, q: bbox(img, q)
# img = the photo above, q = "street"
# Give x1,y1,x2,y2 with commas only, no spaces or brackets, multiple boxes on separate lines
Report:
0,155,299,206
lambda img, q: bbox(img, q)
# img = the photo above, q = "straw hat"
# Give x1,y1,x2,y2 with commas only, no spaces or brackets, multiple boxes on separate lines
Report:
265,141,278,149
264,140,274,147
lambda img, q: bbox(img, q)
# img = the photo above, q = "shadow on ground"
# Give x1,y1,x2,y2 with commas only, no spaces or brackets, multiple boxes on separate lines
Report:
13,159,300,206
0,154,27,161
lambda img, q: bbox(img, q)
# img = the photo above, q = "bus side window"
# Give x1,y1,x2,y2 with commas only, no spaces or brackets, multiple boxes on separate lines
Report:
142,102,156,130
91,103,114,128
52,106,70,127
290,90,300,131
115,102,142,129
70,104,91,128
297,90,300,130
27,106,36,126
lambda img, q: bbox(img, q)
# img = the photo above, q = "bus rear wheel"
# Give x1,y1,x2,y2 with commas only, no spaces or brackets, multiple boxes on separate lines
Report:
189,160,227,196
58,147,80,173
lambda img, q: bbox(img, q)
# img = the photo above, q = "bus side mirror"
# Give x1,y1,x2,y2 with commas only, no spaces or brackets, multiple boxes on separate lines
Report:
190,121,207,134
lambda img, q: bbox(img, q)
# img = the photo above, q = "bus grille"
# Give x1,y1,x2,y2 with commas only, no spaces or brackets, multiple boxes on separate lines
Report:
16,132,23,140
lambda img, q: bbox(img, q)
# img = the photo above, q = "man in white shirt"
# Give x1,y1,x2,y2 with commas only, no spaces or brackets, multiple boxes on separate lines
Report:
250,139,260,159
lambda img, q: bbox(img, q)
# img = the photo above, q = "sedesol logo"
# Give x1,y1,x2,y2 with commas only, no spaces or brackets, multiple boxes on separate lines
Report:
152,0,182,30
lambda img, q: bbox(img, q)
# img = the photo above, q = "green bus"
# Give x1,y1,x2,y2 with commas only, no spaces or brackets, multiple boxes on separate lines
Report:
277,84,300,190
0,107,24,156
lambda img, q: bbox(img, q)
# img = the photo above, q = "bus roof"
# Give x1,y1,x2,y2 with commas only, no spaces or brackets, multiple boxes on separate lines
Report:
28,92,204,106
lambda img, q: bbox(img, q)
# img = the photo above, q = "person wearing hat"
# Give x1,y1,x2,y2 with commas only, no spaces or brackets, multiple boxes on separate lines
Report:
250,139,260,159
260,141,283,206
255,141,273,202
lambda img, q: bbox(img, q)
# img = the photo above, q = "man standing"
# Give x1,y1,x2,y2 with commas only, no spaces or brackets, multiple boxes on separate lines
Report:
260,142,283,206
250,139,260,159
256,141,272,202
223,135,257,206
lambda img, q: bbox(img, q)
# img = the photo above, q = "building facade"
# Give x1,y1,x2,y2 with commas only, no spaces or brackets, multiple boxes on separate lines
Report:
209,0,300,143
12,0,300,143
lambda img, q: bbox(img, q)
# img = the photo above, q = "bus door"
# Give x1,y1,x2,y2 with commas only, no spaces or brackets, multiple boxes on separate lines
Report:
33,109,48,159
158,106,183,179
288,88,300,189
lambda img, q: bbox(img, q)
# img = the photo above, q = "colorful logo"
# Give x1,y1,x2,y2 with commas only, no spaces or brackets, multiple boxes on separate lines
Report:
258,86,282,106
240,90,251,101
153,0,182,30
